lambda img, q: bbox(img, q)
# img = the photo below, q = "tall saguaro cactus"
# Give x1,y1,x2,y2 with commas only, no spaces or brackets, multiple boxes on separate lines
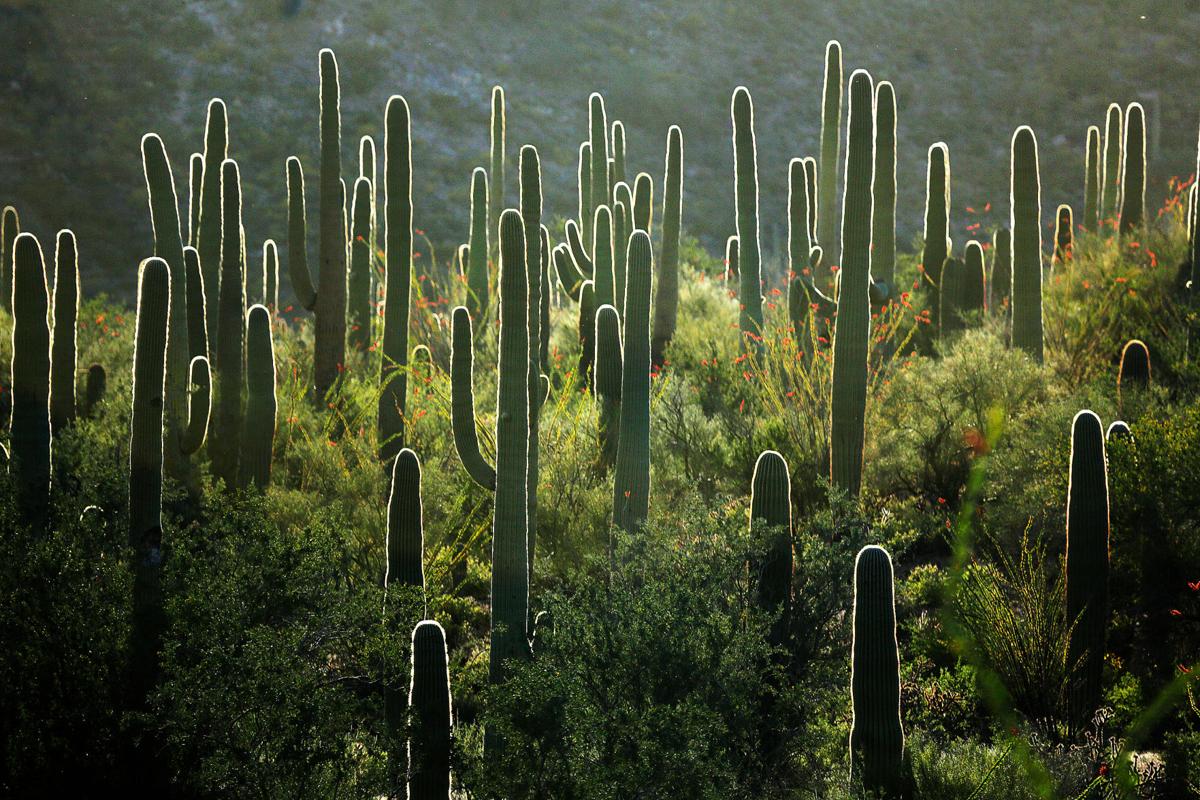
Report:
830,70,875,498
467,167,490,320
238,305,276,490
1101,103,1123,224
1,205,19,312
408,620,452,800
317,49,347,400
849,545,904,796
872,82,897,288
731,87,763,349
10,233,52,519
212,159,246,488
612,231,653,533
1065,410,1110,732
1084,125,1101,233
198,99,228,342
348,176,373,351
1118,102,1146,234
751,450,792,647
50,230,79,432
818,40,843,249
651,125,683,368
380,95,414,464
922,143,951,304
1010,126,1044,363
520,146,544,581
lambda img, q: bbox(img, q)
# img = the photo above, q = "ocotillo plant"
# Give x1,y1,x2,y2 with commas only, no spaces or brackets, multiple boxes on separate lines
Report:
633,172,653,234
490,86,505,258
651,125,683,368
922,143,950,307
408,620,452,800
830,70,875,499
589,93,610,214
380,94,414,464
1084,125,1101,232
1054,204,1074,268
611,119,627,187
849,545,904,796
1118,338,1151,397
520,146,544,581
1010,127,1044,363
50,230,79,433
1,205,19,312
991,227,1011,320
595,303,622,469
732,86,763,350
612,231,653,533
467,167,490,320
348,176,373,351
449,307,496,490
238,305,276,491
84,363,107,418
1119,102,1146,234
1101,103,1123,224
197,98,228,341
872,81,897,287
487,209,531,693
750,450,792,648
1065,410,1110,733
962,239,986,313
10,233,52,520
212,158,246,488
818,40,843,250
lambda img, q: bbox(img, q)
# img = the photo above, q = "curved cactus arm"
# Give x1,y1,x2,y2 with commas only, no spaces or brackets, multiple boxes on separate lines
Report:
450,305,497,490
553,243,585,301
565,218,593,278
179,355,211,456
286,156,318,310
183,246,209,362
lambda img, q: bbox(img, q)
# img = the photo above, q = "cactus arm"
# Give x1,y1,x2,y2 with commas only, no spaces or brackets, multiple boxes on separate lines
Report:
589,93,610,212
577,280,597,391
1101,103,1123,224
731,87,763,349
651,125,683,368
467,167,490,320
565,217,593,279
787,158,812,335
632,172,653,234
489,86,505,259
197,99,227,342
450,305,497,490
179,356,211,456
212,159,246,488
594,303,622,469
50,230,79,432
286,156,318,309
817,40,843,248
1084,125,1101,233
347,176,373,351
872,82,897,286
553,243,585,301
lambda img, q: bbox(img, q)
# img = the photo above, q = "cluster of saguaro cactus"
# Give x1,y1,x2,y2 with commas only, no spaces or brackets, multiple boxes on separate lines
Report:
612,232,653,532
731,87,763,349
1065,410,1110,732
849,545,904,796
829,70,875,498
1010,126,1044,363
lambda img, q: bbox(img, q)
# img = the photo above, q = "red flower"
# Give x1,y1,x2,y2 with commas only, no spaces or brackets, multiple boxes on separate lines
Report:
1170,609,1183,617
1188,580,1200,591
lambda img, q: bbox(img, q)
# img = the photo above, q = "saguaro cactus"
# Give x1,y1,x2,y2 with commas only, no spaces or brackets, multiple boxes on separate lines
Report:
1101,103,1123,224
50,230,79,432
732,86,763,349
578,141,593,250
1,205,19,312
180,355,210,456
1084,125,1101,233
651,125,683,368
317,49,346,400
818,40,843,249
849,545,904,796
612,231,653,532
872,81,897,287
938,257,965,338
589,93,610,213
386,447,426,592
261,239,279,311
1010,126,1044,363
1117,338,1151,399
1119,102,1146,234
751,450,792,647
490,86,506,257
991,227,1011,320
922,143,951,303
380,94,414,463
787,158,812,331
348,177,373,351
1054,204,1074,268
212,159,246,488
238,305,276,490
725,235,739,281
520,146,544,580
595,303,622,469
804,157,819,244
633,172,653,234
184,246,208,362
830,70,875,498
467,167,490,320
1065,410,1110,732
408,620,452,800
188,153,203,247
198,99,228,341
11,233,52,518
450,307,496,489
611,120,627,188
962,239,986,313
592,205,616,310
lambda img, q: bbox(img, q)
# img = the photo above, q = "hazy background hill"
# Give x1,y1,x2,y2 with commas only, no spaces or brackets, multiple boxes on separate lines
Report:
2,0,1197,298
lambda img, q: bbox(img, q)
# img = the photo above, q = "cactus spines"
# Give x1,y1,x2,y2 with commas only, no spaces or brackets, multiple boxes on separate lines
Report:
872,81,897,287
188,152,203,247
380,94,414,464
632,172,653,234
725,234,739,281
450,306,497,489
50,230,79,433
1101,103,1123,224
179,356,210,456
611,119,627,188
818,40,844,249
1084,125,1101,233
348,176,373,351
408,620,452,800
490,86,506,258
589,93,610,213
922,142,951,304
962,239,986,313
849,545,904,795
184,246,208,362
467,167,490,320
11,233,52,518
488,208,531,689
578,141,593,250
577,279,597,390
1118,338,1151,395
1010,126,1044,363
612,231,652,532
1,205,17,312
212,158,245,488
198,99,228,344
1119,102,1146,234
1053,204,1074,269
84,363,107,418
732,86,763,349
830,70,875,499
386,447,426,592
1065,409,1110,731
238,305,276,490
594,303,622,469
751,450,792,647
651,125,683,368
991,227,1011,319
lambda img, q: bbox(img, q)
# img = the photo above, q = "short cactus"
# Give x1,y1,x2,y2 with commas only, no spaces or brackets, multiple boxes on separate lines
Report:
467,167,490,320
938,257,965,338
1118,338,1151,398
612,231,653,532
750,450,792,648
50,230,79,433
922,143,951,310
408,620,452,800
611,120,627,188
1010,126,1044,363
386,447,426,592
238,305,276,490
991,227,1011,321
1054,204,1073,268
725,234,739,281
962,240,986,313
